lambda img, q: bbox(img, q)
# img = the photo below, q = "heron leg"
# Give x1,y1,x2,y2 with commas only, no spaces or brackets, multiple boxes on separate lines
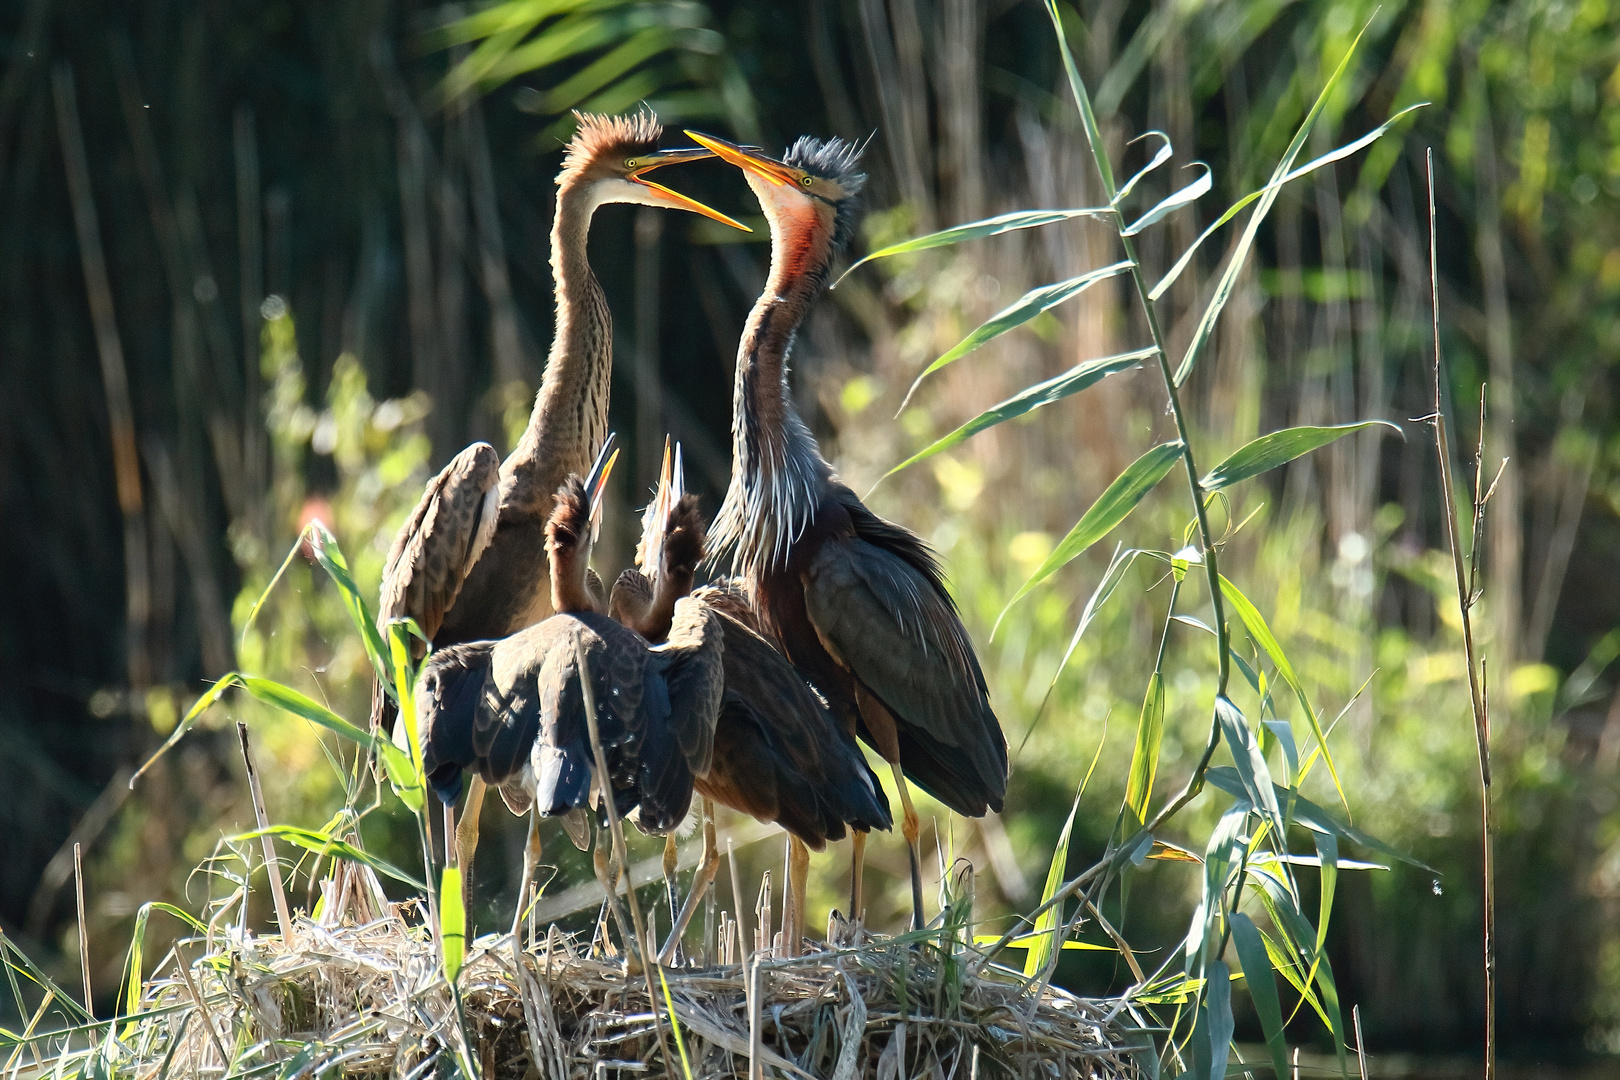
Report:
511,809,541,942
662,833,680,935
849,829,868,922
454,776,487,911
786,836,809,958
890,762,925,932
659,799,720,966
593,841,642,974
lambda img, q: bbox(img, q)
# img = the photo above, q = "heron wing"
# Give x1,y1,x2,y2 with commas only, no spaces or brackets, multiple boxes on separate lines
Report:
656,597,725,777
802,500,1007,816
699,611,891,848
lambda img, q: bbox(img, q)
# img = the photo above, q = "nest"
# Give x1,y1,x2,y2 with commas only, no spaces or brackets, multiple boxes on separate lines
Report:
126,906,1148,1079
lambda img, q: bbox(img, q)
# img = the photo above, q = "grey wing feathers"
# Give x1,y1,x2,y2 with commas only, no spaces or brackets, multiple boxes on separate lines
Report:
803,530,1007,816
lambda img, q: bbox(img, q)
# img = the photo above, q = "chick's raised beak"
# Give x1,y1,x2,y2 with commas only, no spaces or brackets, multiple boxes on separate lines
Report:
583,434,620,544
629,149,751,231
684,131,799,187
642,438,675,584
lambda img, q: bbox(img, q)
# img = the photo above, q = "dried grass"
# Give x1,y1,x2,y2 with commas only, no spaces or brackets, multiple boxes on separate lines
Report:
123,905,1146,1079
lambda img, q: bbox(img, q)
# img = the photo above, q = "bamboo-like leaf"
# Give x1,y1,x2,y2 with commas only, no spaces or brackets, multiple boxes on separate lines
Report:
305,522,393,695
835,208,1112,284
1151,103,1426,304
440,866,466,984
1204,959,1234,1080
1044,0,1118,197
1201,421,1401,491
1120,163,1211,236
1216,696,1283,836
1027,784,1083,977
997,442,1183,630
129,672,241,787
1113,131,1173,206
231,826,426,891
1229,913,1288,1080
1204,767,1433,872
527,27,709,115
900,261,1133,410
1123,673,1165,828
1217,576,1345,809
883,347,1154,480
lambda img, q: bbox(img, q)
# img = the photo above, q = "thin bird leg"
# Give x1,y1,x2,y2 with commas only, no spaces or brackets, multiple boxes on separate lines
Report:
662,833,680,933
593,839,640,972
850,829,868,922
659,799,721,966
455,776,487,907
511,809,542,941
890,761,926,931
787,837,809,958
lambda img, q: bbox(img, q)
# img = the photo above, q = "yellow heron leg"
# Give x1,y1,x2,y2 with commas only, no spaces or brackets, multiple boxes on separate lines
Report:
890,762,925,932
849,829,867,923
511,809,541,942
659,799,721,966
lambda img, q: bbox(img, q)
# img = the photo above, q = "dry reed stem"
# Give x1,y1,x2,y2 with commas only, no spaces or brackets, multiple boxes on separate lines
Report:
237,722,295,943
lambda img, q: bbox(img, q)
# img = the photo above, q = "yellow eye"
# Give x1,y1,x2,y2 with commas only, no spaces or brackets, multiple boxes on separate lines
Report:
625,158,638,169
800,175,814,187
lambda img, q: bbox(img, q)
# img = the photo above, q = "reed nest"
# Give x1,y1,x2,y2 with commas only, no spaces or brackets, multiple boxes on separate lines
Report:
125,907,1147,1079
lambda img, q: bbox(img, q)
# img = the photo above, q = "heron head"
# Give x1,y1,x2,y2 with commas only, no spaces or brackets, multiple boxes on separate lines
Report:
546,434,619,613
684,131,865,270
627,440,704,638
560,110,749,231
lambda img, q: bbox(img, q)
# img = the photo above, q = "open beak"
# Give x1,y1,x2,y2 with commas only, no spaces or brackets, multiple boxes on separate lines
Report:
683,131,799,188
641,438,674,583
583,433,620,544
629,148,751,231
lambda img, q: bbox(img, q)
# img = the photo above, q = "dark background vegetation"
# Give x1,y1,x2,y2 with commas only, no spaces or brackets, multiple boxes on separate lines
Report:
4,0,1620,1062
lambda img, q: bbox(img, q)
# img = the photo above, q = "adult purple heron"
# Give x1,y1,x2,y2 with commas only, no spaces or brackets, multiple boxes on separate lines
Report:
374,110,745,875
685,130,1008,930
611,444,891,960
416,437,724,948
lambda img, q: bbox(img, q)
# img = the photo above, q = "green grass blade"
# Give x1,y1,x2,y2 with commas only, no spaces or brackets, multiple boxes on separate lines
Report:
1123,672,1165,829
900,261,1132,410
1044,0,1118,198
305,522,393,696
1149,103,1426,304
1120,164,1210,236
1204,959,1234,1080
996,442,1182,632
1200,421,1401,491
882,347,1154,481
387,623,427,784
835,208,1111,285
231,826,426,891
657,968,695,1080
1229,913,1288,1080
1112,131,1172,205
239,537,304,648
1215,695,1283,836
1217,576,1345,810
129,672,242,787
1026,784,1083,977
440,867,466,984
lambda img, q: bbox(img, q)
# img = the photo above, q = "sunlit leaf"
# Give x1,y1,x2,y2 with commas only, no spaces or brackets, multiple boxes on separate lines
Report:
1146,839,1202,863
440,867,466,984
1044,0,1118,197
997,442,1183,630
1026,784,1083,977
1121,163,1211,236
305,522,393,697
900,261,1133,409
1216,695,1283,836
1123,673,1165,828
231,826,426,891
129,672,241,787
1217,576,1345,809
1113,131,1173,206
1230,913,1288,1080
882,347,1155,480
836,208,1112,284
1205,958,1235,1080
1201,421,1401,491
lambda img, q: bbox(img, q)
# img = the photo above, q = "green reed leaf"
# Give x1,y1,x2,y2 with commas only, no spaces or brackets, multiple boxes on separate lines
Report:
1121,163,1211,236
1230,913,1289,1080
1124,673,1165,829
231,826,426,891
1201,421,1401,491
440,866,466,984
900,261,1133,410
836,209,1112,285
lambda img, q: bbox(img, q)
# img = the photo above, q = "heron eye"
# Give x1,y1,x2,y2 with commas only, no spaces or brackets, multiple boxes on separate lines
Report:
800,175,814,187
625,158,638,169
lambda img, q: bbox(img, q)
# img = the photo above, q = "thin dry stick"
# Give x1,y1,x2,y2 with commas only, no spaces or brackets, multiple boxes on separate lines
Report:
1427,147,1495,1080
747,955,764,1080
1352,1004,1367,1080
574,637,674,1071
174,944,230,1067
73,843,91,1017
237,723,294,941
728,836,749,963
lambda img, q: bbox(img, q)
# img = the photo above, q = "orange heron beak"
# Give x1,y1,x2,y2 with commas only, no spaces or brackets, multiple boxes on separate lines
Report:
683,131,800,188
641,438,674,584
627,147,752,231
583,433,620,544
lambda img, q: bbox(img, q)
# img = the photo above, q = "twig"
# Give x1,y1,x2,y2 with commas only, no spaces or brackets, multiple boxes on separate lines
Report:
237,723,295,942
73,843,91,1017
174,944,230,1067
728,836,748,963
1352,1004,1367,1080
574,636,674,1071
1427,147,1495,1080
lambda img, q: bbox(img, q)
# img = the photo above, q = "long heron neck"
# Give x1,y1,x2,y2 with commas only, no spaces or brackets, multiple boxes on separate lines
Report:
550,542,598,614
712,225,836,578
506,184,612,519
